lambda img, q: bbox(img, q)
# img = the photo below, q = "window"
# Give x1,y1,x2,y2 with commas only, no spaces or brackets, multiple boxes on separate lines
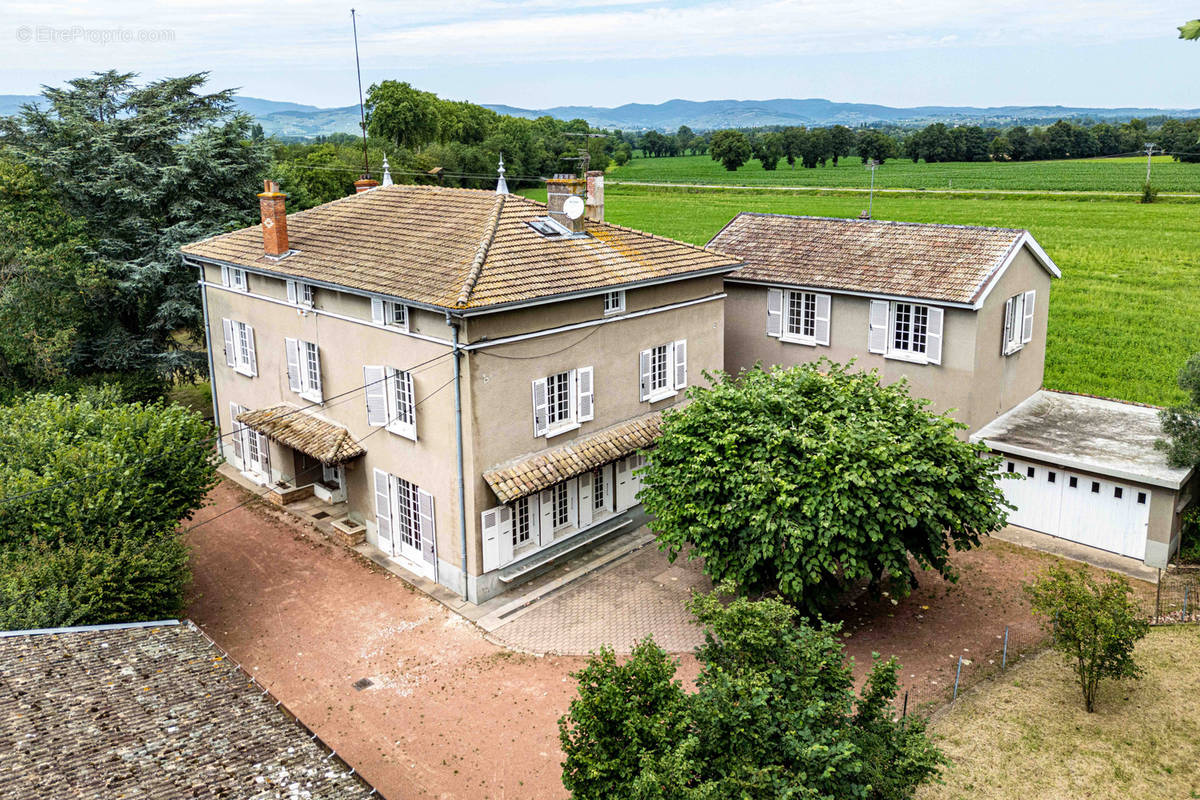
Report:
868,300,943,365
362,365,416,440
1114,487,1123,499
221,266,248,292
390,368,415,430
1026,466,1035,478
1007,462,1015,473
553,482,570,529
767,288,830,346
285,338,322,402
287,280,314,307
1048,471,1056,483
514,497,532,547
531,367,593,437
370,297,409,331
1137,492,1147,505
394,476,421,550
1091,481,1101,493
1069,476,1078,488
592,468,606,512
221,319,257,377
603,290,625,315
640,340,686,402
1003,290,1036,355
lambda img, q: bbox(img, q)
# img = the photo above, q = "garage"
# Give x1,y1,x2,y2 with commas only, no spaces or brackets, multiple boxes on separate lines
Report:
972,390,1196,568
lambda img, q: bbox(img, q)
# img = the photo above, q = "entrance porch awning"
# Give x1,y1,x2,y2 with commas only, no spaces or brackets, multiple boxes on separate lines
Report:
483,411,662,504
236,404,365,465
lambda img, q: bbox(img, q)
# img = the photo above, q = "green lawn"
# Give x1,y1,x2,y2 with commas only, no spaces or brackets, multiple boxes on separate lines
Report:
523,184,1199,405
609,154,1200,194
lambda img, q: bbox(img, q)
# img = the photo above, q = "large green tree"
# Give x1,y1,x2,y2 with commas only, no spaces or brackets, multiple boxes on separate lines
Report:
560,590,945,799
0,71,270,383
366,80,442,151
1157,353,1200,469
639,362,1010,614
709,129,752,171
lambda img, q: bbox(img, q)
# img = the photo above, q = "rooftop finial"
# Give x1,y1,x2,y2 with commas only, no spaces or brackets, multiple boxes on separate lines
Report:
495,153,509,195
381,155,393,187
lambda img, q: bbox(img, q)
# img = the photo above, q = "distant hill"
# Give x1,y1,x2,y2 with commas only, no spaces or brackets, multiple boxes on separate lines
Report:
3,93,1197,138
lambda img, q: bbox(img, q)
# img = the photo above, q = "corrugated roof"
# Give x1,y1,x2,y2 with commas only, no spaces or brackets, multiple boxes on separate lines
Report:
0,622,377,799
707,212,1055,305
484,411,662,503
238,404,365,464
182,184,739,310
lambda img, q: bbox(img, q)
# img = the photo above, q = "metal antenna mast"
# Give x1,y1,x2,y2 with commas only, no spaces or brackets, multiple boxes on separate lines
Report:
352,8,370,179
563,132,607,176
862,159,880,219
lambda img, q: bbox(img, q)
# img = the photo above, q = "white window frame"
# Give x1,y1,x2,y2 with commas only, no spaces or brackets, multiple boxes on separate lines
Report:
385,367,417,440
767,288,830,346
603,290,625,316
371,296,409,331
871,300,943,366
532,366,593,438
285,338,323,402
221,266,248,292
1002,290,1036,356
286,279,314,308
639,340,686,403
223,319,257,377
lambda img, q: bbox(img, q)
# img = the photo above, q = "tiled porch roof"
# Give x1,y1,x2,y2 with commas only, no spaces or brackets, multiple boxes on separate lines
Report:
237,404,365,465
483,411,662,503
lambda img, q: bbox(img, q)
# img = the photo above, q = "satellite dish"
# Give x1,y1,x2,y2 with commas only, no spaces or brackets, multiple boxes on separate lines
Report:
563,195,585,221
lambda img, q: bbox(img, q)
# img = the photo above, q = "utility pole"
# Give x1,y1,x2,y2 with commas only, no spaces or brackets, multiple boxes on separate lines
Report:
862,159,880,219
352,9,370,179
1144,142,1157,184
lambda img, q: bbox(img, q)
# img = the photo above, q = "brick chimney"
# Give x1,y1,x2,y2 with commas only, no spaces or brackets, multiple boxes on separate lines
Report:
585,170,604,222
258,180,289,257
546,175,587,234
354,178,380,193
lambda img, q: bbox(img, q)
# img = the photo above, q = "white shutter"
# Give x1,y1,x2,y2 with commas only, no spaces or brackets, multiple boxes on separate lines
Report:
567,478,579,528
374,469,393,552
539,488,555,546
244,325,258,376
1002,296,1015,355
229,403,243,464
1021,290,1036,344
868,300,889,354
286,280,297,305
309,345,323,401
482,506,514,572
925,307,944,365
221,319,236,367
257,432,271,478
532,378,549,437
814,294,831,346
767,288,783,337
285,338,302,393
639,349,652,401
363,365,387,426
371,297,385,325
398,371,417,440
577,366,594,422
417,489,436,565
578,473,594,528
220,265,230,287
673,340,687,390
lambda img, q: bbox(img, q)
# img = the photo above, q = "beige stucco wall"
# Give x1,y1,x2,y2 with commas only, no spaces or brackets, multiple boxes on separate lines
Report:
723,244,1053,433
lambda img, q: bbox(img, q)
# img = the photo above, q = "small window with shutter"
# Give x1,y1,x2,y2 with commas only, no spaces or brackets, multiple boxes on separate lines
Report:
1002,290,1035,355
532,366,594,437
877,301,943,366
639,340,686,402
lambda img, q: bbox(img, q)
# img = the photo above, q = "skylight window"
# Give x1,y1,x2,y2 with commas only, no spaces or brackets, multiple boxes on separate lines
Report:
527,217,574,239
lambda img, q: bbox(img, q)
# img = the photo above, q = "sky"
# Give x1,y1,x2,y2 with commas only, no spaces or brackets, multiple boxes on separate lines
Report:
2,1,1198,110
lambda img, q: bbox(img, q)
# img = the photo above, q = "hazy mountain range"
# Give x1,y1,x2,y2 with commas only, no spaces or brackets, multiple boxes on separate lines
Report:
3,94,1197,138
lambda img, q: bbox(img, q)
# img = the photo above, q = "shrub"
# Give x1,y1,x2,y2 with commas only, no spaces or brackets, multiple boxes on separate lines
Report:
1026,564,1149,712
638,362,1010,615
1140,180,1157,203
559,590,946,799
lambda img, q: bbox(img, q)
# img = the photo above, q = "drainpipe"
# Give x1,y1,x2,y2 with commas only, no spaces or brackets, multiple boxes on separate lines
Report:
196,262,221,453
448,313,469,601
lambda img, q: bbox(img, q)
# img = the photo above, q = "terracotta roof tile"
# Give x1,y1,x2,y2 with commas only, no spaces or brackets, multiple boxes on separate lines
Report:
707,213,1040,304
238,404,365,464
182,185,739,309
483,411,662,503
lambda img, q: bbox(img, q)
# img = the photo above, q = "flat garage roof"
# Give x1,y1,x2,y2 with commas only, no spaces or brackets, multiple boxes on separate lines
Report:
970,390,1194,490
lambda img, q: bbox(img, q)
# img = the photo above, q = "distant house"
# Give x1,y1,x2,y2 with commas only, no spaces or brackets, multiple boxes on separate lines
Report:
710,212,1195,569
182,172,738,603
0,620,377,799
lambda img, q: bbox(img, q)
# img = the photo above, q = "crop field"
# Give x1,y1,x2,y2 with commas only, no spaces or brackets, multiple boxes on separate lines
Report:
522,184,1199,405
609,154,1200,194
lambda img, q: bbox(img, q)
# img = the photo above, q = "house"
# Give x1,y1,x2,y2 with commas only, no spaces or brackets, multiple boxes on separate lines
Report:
0,620,378,799
708,212,1060,433
709,211,1192,568
182,173,738,603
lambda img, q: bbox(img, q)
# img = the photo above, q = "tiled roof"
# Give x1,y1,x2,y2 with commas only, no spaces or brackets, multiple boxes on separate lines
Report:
484,411,662,503
707,213,1056,305
182,185,739,310
238,404,365,464
0,621,377,800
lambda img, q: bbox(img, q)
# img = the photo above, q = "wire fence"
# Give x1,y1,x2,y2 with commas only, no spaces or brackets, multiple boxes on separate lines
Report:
1150,566,1200,624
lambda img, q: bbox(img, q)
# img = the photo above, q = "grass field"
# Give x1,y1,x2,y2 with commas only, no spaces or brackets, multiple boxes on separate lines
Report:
609,154,1200,194
522,184,1199,405
918,626,1200,800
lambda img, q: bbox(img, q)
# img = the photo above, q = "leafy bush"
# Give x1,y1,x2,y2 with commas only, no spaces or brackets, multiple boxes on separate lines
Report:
639,362,1010,614
1157,352,1200,470
0,534,190,630
1026,564,1149,712
560,590,945,799
1178,506,1200,564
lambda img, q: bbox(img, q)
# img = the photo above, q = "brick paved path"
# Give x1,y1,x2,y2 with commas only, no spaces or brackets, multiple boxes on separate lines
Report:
489,544,712,655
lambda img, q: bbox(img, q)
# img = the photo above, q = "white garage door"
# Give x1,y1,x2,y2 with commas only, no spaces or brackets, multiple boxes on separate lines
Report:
999,457,1150,560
